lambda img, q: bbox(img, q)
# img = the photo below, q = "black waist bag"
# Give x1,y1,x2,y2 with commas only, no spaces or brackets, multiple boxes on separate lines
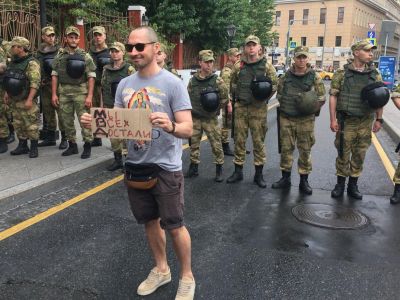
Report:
124,162,161,190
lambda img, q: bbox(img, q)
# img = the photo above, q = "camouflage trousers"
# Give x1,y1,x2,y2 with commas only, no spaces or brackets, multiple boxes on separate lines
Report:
92,83,102,108
10,98,40,140
279,113,315,174
190,116,224,165
0,89,9,139
103,103,124,153
221,105,232,144
59,93,93,143
41,84,64,131
393,161,400,184
334,114,374,177
233,101,268,166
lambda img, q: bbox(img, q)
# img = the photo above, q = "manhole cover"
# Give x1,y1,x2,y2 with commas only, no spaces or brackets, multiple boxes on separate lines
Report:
292,204,369,229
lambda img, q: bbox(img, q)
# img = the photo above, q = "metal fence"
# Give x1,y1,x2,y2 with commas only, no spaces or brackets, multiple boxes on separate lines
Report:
0,0,41,51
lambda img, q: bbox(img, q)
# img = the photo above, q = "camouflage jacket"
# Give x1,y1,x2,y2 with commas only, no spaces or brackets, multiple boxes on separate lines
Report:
277,64,326,102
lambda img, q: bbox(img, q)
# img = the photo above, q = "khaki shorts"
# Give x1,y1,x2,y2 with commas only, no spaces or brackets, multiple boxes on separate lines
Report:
127,169,185,230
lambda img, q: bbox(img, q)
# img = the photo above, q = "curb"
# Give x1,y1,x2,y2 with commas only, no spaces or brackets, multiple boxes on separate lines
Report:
383,117,400,143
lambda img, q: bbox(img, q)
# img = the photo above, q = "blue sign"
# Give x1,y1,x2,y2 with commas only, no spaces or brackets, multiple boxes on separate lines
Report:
367,31,376,38
289,41,297,49
378,56,397,89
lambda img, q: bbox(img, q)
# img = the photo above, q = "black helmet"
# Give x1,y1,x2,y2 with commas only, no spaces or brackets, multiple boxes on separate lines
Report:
200,88,220,112
43,57,54,77
361,82,390,109
2,69,26,96
250,75,273,101
66,53,85,79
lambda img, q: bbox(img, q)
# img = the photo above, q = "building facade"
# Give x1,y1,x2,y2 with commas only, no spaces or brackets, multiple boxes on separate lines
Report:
271,0,400,70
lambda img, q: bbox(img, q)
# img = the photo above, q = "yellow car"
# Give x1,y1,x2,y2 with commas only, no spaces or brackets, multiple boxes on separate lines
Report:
317,70,334,80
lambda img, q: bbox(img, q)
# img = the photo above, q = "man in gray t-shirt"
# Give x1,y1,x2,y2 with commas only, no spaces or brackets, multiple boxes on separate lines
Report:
114,68,191,171
81,26,195,300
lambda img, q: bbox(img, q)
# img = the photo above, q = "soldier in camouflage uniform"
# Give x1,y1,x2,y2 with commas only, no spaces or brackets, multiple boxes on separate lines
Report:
51,26,96,159
156,43,180,77
272,46,326,194
227,35,278,188
0,44,8,153
186,50,229,182
89,26,110,147
329,39,383,199
36,26,67,149
390,86,400,204
220,47,241,156
101,42,135,171
3,37,41,158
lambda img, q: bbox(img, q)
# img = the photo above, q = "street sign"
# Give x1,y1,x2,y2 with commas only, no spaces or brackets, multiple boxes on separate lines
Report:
378,56,396,89
268,53,281,57
289,41,297,49
369,38,377,46
367,31,376,38
368,23,376,30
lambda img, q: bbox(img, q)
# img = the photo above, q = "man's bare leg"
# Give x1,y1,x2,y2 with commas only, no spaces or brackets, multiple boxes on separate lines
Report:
145,219,169,272
169,226,193,279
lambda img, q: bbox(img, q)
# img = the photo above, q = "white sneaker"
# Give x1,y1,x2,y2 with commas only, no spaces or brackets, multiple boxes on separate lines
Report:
137,267,171,296
175,276,195,300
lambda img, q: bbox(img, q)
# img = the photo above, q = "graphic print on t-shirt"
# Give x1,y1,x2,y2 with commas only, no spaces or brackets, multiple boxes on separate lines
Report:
123,86,166,152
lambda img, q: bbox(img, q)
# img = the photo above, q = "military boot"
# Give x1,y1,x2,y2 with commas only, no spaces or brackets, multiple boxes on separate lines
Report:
91,137,102,147
81,142,92,159
0,138,8,153
299,174,312,195
6,123,15,144
222,143,234,156
62,141,78,156
254,165,266,188
331,176,346,198
29,140,39,158
272,171,291,189
107,152,123,171
38,130,56,147
59,131,68,150
227,164,243,183
347,176,362,200
10,139,29,155
215,164,223,182
390,184,400,205
185,163,199,178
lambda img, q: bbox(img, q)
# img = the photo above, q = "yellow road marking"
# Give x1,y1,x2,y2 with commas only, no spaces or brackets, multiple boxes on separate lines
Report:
0,101,279,241
372,133,395,184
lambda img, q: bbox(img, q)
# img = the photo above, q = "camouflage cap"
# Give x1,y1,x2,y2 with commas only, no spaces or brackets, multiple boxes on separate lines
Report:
351,39,377,52
42,26,55,36
10,36,30,50
245,35,260,45
65,26,80,37
109,41,125,53
226,48,241,56
199,49,214,61
294,46,309,58
92,26,106,35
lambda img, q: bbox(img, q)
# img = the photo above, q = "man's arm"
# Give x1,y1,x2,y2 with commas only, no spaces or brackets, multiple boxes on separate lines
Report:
149,110,192,139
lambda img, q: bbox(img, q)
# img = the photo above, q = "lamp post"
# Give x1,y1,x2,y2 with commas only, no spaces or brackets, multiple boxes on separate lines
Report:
271,43,276,65
226,24,236,48
141,14,149,26
321,1,327,70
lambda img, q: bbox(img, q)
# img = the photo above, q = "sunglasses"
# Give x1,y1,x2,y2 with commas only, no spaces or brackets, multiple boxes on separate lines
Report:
125,42,155,52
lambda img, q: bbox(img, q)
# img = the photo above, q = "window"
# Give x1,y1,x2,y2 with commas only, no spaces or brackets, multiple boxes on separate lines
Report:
274,37,279,47
275,11,281,26
337,7,344,23
289,10,294,24
335,36,342,47
301,37,307,46
320,8,326,24
318,36,324,47
316,60,322,68
303,9,309,25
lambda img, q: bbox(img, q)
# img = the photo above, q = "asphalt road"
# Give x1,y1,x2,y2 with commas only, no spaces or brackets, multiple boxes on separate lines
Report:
1,93,400,299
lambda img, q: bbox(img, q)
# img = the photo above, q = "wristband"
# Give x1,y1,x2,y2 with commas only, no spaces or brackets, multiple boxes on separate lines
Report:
167,121,176,134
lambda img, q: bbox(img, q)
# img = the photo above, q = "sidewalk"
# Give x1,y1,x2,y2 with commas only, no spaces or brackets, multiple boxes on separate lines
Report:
383,99,400,143
0,118,113,200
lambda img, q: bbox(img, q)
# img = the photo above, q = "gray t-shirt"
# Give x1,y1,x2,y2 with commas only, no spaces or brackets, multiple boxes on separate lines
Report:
114,69,191,171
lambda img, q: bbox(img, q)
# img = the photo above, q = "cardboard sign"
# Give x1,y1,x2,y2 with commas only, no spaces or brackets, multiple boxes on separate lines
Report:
90,108,152,140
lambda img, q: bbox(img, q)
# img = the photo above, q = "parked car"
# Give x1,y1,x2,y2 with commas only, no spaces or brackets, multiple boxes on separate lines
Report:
317,70,334,80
